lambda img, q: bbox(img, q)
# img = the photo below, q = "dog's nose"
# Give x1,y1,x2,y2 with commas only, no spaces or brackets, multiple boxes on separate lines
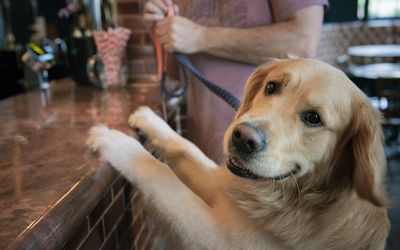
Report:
232,123,265,154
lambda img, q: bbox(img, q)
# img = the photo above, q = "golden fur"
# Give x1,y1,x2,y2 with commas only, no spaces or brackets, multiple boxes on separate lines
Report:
88,58,390,249
224,58,390,249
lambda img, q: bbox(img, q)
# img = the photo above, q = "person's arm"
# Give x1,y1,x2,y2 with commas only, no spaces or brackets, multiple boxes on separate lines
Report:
146,1,324,64
199,5,324,64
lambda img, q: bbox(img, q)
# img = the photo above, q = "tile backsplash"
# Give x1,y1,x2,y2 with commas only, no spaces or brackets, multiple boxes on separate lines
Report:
62,173,182,250
62,176,132,250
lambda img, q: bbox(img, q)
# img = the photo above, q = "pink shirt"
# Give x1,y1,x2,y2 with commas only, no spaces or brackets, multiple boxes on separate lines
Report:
183,0,329,163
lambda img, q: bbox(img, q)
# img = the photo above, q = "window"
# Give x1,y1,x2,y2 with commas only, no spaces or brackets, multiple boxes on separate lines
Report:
358,0,400,19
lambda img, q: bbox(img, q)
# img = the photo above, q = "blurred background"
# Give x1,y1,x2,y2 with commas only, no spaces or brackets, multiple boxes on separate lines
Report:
0,0,399,249
0,0,399,99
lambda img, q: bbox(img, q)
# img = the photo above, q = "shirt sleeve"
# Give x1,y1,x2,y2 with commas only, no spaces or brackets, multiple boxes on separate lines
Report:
269,0,330,22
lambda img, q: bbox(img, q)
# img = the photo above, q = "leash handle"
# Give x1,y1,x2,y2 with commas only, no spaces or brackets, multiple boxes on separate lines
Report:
154,4,175,80
153,3,175,120
153,26,163,80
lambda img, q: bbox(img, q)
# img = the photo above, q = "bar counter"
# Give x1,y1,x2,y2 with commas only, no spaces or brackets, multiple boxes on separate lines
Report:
0,80,161,249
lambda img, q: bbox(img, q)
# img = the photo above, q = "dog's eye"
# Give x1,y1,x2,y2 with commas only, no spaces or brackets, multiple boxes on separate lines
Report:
301,111,322,127
265,81,279,95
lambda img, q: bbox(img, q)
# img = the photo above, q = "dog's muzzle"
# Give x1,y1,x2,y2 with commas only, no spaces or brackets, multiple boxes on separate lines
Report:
231,123,266,154
227,123,296,181
227,156,260,180
226,156,296,181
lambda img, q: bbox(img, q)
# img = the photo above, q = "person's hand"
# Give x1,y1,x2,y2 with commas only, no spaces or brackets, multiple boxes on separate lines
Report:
143,0,205,54
155,15,205,54
143,0,178,22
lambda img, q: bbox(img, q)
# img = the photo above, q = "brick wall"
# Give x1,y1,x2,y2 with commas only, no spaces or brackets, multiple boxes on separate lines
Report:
62,175,131,250
116,0,158,84
62,173,182,250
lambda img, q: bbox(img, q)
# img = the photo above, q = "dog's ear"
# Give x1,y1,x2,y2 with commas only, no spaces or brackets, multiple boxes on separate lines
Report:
236,61,278,118
351,95,388,207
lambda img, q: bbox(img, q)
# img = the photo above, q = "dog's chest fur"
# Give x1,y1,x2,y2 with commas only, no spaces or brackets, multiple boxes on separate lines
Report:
228,182,388,250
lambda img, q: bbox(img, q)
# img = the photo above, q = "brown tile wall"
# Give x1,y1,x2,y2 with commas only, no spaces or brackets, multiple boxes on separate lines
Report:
62,173,181,250
62,175,133,250
116,0,158,84
128,188,184,250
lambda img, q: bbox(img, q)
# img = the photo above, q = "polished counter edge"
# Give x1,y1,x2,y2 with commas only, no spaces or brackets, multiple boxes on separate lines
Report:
7,163,119,250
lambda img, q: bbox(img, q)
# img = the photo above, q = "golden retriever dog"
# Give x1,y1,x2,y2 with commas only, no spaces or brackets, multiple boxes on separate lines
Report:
87,58,390,249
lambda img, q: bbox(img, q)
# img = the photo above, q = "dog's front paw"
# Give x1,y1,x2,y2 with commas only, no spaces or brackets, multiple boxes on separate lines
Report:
128,106,164,130
87,125,147,173
128,106,176,143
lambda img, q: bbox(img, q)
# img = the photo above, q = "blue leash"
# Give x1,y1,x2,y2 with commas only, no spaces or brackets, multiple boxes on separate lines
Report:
160,52,241,111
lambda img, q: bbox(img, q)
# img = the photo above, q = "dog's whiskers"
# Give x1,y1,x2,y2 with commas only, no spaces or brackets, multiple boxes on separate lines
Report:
272,178,275,192
204,130,226,142
287,167,302,203
201,130,226,161
280,178,287,201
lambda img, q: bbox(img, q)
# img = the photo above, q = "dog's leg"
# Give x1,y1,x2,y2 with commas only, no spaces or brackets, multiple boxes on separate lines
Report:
128,106,222,204
87,125,225,249
129,106,218,169
88,126,285,250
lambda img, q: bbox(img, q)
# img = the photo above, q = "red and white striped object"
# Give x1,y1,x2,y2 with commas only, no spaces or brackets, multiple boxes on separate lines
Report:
93,27,131,86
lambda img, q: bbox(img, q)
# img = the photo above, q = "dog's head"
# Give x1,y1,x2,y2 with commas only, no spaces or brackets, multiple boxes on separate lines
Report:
224,58,387,207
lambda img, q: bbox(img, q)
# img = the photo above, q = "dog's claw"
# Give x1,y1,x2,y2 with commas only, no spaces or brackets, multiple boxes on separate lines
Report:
134,127,147,144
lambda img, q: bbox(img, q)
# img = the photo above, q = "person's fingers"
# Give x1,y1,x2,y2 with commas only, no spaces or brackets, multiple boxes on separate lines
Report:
173,4,179,15
159,35,174,52
151,0,168,12
155,20,170,36
163,43,174,52
144,1,164,15
143,13,165,22
159,32,170,43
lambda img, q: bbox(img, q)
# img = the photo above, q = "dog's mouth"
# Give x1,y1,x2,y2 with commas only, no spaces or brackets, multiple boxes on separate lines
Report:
226,157,295,181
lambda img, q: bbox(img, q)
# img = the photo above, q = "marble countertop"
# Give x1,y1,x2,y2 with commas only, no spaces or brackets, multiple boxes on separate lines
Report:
0,80,160,249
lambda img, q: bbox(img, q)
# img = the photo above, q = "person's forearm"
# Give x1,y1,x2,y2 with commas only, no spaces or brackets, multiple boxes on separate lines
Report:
197,6,324,65
199,24,314,64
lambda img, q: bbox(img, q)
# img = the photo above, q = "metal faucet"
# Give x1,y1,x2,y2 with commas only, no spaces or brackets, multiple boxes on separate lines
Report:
87,0,115,31
21,38,67,90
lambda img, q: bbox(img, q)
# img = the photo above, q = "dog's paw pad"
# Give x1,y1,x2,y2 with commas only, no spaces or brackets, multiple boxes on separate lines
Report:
128,106,165,134
87,124,111,152
87,125,147,168
129,106,153,127
134,127,148,144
